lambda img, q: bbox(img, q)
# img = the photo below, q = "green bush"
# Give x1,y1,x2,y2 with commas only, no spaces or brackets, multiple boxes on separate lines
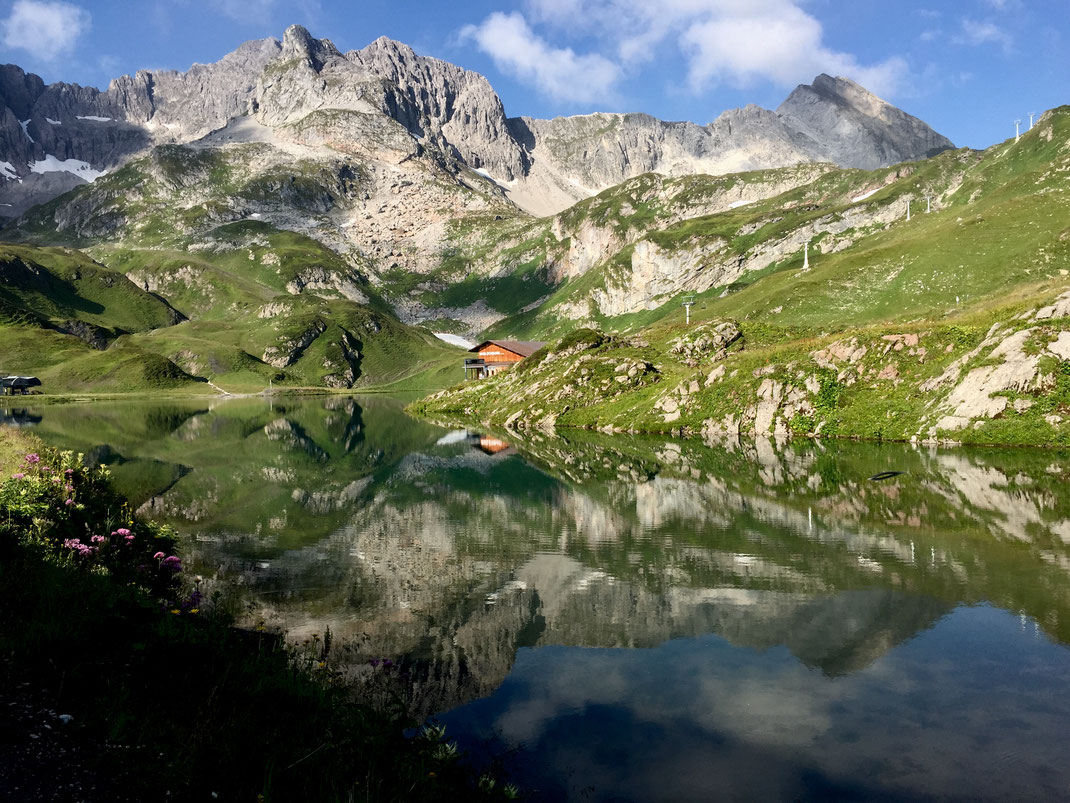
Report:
0,446,179,598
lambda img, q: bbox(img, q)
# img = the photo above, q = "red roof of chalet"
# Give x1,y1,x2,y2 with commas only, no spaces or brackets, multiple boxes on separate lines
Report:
469,340,547,358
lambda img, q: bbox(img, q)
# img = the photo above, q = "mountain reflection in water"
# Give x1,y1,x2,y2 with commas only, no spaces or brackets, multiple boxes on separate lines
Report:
18,395,1070,801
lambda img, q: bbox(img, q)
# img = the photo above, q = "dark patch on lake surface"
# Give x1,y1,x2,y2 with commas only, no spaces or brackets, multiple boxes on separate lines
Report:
19,396,1070,801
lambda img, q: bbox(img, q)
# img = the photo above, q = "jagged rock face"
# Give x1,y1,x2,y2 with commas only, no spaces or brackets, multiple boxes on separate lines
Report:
350,36,529,182
0,25,953,218
777,74,954,170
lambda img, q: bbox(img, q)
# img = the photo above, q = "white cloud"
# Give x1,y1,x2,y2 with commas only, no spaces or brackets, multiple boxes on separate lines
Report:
1,0,90,61
955,18,1013,52
678,3,906,96
459,11,620,104
508,0,909,99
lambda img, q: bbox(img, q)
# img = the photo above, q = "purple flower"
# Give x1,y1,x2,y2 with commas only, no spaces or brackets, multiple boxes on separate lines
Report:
369,659,380,668
12,473,24,479
64,468,74,476
24,453,39,465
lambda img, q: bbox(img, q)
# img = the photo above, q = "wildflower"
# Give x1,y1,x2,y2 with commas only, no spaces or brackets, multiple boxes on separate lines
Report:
153,552,165,560
24,453,39,465
124,535,135,542
90,535,106,544
64,468,74,476
189,608,199,614
12,473,24,479
115,528,131,537
170,609,181,615
64,499,73,506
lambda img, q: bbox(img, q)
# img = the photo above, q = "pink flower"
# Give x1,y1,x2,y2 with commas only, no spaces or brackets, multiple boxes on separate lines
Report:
153,551,165,559
90,535,106,544
64,499,73,506
24,453,39,465
115,528,131,537
124,535,134,541
12,473,24,479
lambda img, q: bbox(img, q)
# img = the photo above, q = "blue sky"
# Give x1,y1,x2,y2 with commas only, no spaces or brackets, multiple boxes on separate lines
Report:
0,0,1065,149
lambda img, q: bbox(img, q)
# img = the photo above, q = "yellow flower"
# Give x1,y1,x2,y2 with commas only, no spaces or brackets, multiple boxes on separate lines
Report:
190,608,199,614
170,609,181,615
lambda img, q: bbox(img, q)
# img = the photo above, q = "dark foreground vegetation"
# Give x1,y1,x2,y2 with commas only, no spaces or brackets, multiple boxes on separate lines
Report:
0,426,515,801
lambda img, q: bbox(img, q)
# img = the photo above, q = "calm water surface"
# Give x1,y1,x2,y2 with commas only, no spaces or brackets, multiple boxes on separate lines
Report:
12,395,1070,801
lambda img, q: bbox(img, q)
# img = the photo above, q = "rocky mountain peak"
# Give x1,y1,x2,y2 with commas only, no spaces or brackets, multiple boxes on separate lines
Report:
788,74,890,119
777,74,954,171
280,24,340,70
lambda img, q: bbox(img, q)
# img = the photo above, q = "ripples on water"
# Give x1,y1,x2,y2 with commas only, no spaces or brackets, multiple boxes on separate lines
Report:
19,395,1070,801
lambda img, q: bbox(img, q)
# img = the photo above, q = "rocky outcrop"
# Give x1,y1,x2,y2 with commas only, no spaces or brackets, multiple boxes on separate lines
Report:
668,321,743,366
262,319,327,368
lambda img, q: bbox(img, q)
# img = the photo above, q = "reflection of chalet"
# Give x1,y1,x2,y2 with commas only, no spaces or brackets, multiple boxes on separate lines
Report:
464,340,546,380
463,431,515,456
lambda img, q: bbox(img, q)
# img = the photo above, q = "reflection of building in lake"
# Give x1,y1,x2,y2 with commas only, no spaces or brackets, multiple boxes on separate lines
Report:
0,407,42,426
464,340,545,380
472,434,513,456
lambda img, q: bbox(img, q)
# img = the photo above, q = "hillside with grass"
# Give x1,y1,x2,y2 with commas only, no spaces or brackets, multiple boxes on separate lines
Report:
413,107,1070,447
1,141,470,394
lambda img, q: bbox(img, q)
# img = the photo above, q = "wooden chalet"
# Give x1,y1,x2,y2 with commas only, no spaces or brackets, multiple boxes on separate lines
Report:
464,340,546,380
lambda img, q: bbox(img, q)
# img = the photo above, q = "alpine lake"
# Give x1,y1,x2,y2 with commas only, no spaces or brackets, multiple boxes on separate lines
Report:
9,394,1070,802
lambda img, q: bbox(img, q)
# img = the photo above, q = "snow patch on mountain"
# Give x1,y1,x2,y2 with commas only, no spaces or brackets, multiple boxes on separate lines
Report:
434,333,475,349
29,156,106,182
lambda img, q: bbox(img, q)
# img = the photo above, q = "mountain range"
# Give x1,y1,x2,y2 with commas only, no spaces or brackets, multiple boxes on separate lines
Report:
0,24,951,219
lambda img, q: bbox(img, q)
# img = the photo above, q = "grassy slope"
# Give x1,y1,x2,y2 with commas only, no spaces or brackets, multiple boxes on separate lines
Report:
1,143,464,395
413,275,1070,448
413,109,1070,447
481,108,1070,342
